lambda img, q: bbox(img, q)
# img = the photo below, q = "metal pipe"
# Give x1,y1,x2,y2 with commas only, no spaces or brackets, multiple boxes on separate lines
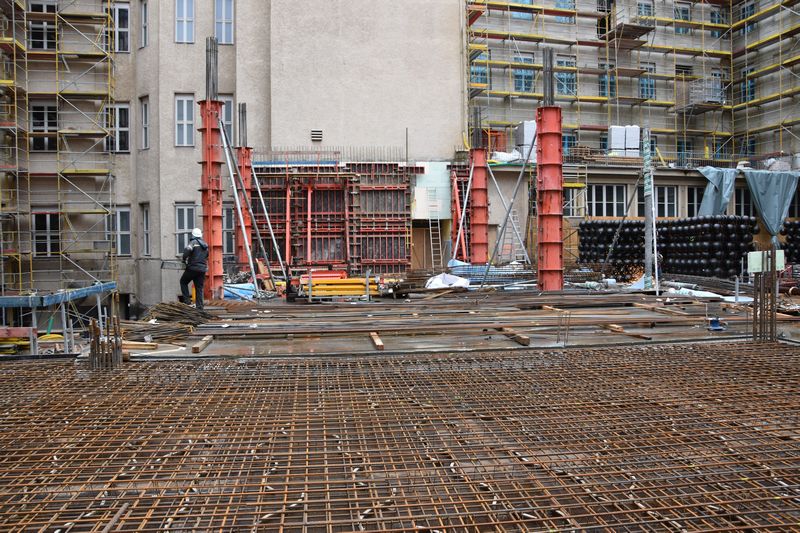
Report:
219,114,260,294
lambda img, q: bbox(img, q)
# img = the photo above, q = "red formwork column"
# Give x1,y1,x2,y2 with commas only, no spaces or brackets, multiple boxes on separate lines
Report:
469,148,489,264
235,146,253,267
198,100,225,299
536,106,564,291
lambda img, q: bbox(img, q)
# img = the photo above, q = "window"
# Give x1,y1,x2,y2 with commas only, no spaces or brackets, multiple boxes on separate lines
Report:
788,189,800,218
223,204,235,256
110,3,130,52
141,204,151,256
29,2,56,51
176,0,194,43
106,103,130,152
737,135,756,157
740,67,756,102
470,52,489,86
562,133,577,155
713,138,729,159
637,186,677,217
710,8,726,39
735,188,754,217
513,53,534,92
740,1,756,35
639,62,656,99
677,138,693,166
220,94,234,142
642,135,657,156
637,0,654,16
687,186,705,218
556,55,577,95
31,104,57,151
599,134,608,151
599,63,616,97
106,207,132,256
587,185,627,217
33,211,59,257
512,0,532,20
555,0,575,23
215,0,234,44
563,188,584,217
140,96,149,149
675,3,691,34
175,94,194,146
175,203,196,254
675,64,693,76
140,1,148,47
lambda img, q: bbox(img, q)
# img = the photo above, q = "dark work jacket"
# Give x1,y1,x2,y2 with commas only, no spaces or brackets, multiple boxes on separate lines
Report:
183,237,209,273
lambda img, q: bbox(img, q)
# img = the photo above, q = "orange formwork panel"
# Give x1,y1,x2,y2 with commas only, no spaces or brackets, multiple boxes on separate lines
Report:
235,146,254,268
199,100,225,299
536,106,564,291
469,148,489,264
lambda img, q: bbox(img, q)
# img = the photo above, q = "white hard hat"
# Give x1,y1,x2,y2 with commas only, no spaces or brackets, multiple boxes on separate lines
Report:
191,227,203,238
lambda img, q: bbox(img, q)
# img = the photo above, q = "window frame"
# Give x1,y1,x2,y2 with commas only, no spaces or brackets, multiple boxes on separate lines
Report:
215,0,234,44
220,94,234,142
511,0,533,20
674,2,692,35
110,3,130,53
140,96,149,149
598,62,616,98
687,186,705,218
30,103,57,152
637,185,677,218
587,184,627,217
175,94,195,147
141,203,151,256
555,0,576,23
639,62,656,99
555,55,577,95
563,188,585,218
140,0,148,48
106,206,132,256
735,187,755,217
32,210,60,257
512,52,534,93
106,103,130,153
175,203,196,255
28,1,56,51
175,0,195,43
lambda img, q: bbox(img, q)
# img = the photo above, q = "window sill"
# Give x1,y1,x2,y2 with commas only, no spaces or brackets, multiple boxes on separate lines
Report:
175,145,196,148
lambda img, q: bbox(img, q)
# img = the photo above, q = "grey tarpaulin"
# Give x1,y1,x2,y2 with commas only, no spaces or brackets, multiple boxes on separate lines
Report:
743,169,800,248
697,166,738,216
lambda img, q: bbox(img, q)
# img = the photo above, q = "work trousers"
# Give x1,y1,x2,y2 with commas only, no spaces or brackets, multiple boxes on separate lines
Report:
180,269,206,310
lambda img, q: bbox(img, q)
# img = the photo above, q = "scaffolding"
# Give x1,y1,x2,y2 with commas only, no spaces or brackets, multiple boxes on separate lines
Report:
1,0,116,298
465,0,756,168
252,150,419,277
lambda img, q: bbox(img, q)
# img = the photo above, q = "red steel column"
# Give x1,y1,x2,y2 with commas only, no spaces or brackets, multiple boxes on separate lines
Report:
198,100,224,299
234,146,253,268
469,148,489,264
536,106,564,291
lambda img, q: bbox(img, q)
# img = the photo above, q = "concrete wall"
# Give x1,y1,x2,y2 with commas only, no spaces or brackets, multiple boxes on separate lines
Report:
269,0,465,160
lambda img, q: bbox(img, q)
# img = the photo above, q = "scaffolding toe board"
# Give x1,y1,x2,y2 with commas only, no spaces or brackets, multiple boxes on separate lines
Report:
0,342,799,530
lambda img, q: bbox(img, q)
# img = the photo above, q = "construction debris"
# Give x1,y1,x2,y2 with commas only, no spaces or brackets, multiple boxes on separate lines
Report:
142,302,215,326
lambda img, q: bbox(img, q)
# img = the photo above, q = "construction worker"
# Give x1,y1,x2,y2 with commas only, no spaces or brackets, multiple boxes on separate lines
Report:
180,228,209,309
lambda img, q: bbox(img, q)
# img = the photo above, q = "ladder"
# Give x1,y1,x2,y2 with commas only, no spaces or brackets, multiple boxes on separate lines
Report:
500,209,526,263
427,188,443,271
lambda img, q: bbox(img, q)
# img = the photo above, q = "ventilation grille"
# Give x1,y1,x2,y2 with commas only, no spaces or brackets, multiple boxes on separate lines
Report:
311,130,323,142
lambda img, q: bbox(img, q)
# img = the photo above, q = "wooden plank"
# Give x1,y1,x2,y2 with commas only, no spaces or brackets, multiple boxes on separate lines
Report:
191,335,213,354
121,341,158,350
369,331,384,351
599,323,653,340
496,327,530,346
423,289,456,300
0,327,36,338
633,302,691,316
